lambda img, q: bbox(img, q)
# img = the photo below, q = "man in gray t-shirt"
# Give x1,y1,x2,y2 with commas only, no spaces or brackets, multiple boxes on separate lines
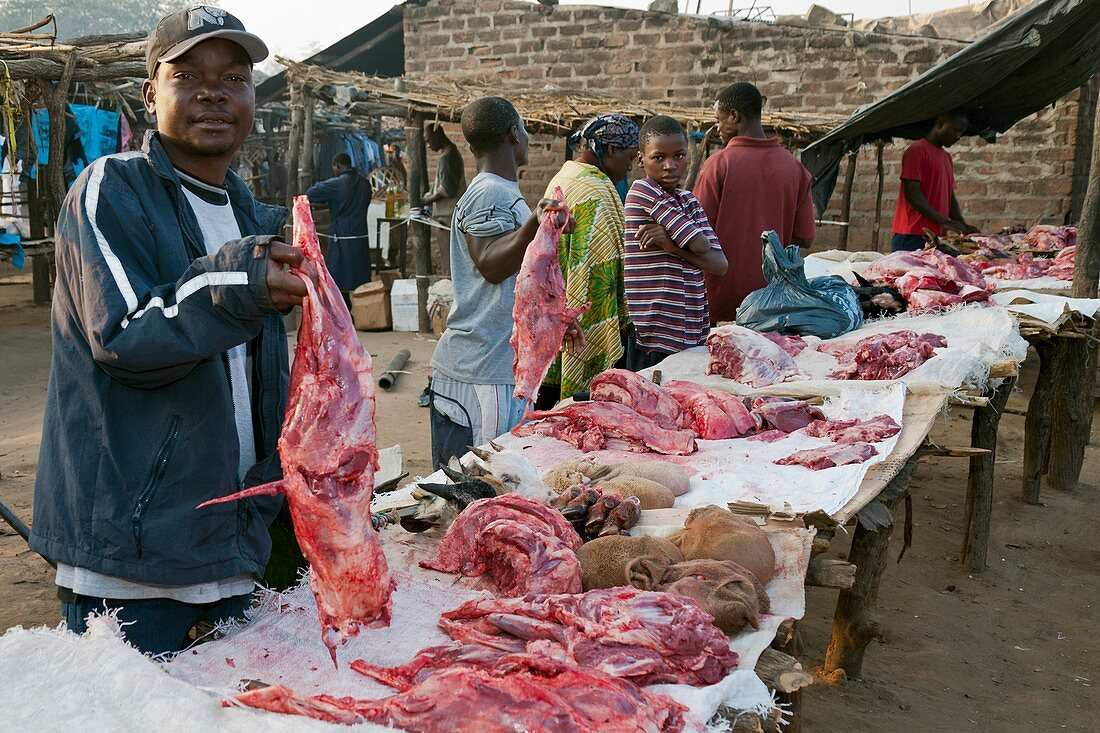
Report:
428,97,581,470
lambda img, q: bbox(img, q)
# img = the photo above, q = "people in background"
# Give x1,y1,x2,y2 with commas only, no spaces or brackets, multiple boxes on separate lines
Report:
306,151,373,296
428,97,580,470
694,81,815,323
538,112,639,407
423,123,468,276
30,6,305,655
890,111,978,252
623,115,728,371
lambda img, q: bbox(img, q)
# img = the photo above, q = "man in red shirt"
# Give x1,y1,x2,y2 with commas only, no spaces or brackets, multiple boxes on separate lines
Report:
694,82,815,324
890,111,978,251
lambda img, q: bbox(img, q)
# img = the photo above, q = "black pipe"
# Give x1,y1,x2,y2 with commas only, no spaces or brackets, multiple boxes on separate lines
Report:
378,349,411,391
0,496,55,568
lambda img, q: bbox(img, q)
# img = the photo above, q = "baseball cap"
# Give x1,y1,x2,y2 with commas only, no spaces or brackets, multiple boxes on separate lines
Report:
146,6,268,78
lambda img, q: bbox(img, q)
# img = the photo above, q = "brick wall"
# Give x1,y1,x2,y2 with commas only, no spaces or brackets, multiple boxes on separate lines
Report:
407,0,1092,250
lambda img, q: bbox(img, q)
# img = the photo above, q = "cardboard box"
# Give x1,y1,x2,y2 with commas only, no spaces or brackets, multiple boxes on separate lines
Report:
390,279,420,332
351,281,391,331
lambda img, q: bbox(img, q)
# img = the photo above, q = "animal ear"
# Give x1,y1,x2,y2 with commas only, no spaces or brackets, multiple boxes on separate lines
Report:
853,271,872,287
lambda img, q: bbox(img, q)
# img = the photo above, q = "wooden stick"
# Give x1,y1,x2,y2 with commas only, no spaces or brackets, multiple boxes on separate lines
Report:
0,58,144,81
960,376,1016,572
755,647,813,694
838,149,858,251
405,117,432,332
1072,95,1100,299
871,140,885,252
298,87,314,194
285,81,303,213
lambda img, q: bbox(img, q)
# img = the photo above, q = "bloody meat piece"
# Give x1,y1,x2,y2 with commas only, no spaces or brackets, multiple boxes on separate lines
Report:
589,369,683,429
235,654,687,733
1023,224,1076,251
511,187,590,403
804,414,902,444
351,642,505,690
863,248,992,312
663,380,755,439
198,197,392,663
907,289,965,311
422,494,581,574
705,324,807,387
513,401,697,455
775,442,879,470
1047,245,1075,280
744,428,788,443
760,331,808,357
823,330,947,381
439,586,739,686
750,397,826,433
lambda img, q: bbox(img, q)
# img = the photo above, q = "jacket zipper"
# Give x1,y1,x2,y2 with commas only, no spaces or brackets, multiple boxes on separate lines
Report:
131,415,182,557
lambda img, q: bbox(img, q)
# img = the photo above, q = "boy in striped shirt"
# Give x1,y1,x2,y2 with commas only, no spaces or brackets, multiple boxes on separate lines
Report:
624,116,728,371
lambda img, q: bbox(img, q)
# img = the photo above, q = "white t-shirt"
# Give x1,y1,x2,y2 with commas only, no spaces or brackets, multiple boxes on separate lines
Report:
56,170,259,602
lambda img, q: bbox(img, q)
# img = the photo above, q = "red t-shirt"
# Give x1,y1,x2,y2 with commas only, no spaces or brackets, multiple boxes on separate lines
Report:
693,137,816,324
891,138,956,236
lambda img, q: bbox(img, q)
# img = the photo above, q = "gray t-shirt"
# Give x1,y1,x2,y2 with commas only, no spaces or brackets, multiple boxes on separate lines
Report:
430,172,531,384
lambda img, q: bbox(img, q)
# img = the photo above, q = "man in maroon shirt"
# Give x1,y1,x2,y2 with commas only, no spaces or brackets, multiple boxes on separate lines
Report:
890,111,978,252
694,82,815,324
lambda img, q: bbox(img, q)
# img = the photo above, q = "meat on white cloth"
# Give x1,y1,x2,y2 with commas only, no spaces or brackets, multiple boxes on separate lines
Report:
705,324,808,387
775,442,879,470
199,196,393,664
511,186,590,402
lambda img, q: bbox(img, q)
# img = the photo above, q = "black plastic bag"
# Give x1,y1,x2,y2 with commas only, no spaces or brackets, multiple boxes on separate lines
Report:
736,231,862,339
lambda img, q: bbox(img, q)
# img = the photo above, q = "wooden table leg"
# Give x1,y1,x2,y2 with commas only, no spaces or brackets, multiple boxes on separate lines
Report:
1046,333,1097,491
32,253,51,305
960,376,1016,572
773,621,804,733
1022,339,1055,504
823,491,902,679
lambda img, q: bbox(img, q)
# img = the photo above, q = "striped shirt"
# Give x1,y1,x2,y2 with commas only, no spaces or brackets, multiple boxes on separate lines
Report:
624,178,720,354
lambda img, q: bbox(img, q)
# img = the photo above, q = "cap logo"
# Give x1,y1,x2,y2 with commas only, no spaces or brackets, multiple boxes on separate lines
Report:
187,6,228,30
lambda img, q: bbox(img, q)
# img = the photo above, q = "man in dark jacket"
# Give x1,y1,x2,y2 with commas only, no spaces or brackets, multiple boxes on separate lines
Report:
30,6,306,654
307,151,372,294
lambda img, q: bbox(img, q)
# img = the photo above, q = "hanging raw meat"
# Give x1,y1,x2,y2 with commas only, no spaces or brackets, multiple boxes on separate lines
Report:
512,186,590,403
198,196,393,664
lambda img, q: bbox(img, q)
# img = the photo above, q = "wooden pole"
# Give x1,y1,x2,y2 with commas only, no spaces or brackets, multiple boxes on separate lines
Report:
1072,97,1100,299
37,52,78,225
298,87,314,194
960,376,1016,573
1046,332,1095,491
285,81,303,213
22,95,44,240
406,117,432,333
1021,339,1055,504
838,149,859,251
871,140,885,253
823,496,901,679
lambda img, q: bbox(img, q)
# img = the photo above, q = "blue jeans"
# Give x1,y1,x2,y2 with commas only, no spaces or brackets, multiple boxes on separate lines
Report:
891,233,927,252
61,593,253,655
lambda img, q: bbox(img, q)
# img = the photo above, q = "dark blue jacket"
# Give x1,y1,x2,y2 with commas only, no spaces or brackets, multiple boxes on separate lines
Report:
306,169,372,290
30,132,290,585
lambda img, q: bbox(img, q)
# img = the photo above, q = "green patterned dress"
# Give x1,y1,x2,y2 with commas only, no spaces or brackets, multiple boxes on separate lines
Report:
542,160,630,401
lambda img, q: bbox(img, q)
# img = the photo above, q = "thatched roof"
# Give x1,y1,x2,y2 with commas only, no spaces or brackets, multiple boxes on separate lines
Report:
281,58,842,146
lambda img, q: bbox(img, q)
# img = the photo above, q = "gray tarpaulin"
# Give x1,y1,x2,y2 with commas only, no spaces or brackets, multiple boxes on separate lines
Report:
802,0,1100,215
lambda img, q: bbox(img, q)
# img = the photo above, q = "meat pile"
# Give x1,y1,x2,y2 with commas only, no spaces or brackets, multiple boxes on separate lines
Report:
775,442,879,470
980,245,1075,282
804,414,901,444
513,400,697,455
198,196,392,663
1023,224,1076,251
705,324,808,387
512,187,590,402
235,652,686,732
751,396,826,433
590,368,683,429
863,248,992,312
421,494,583,596
822,330,947,381
438,587,739,686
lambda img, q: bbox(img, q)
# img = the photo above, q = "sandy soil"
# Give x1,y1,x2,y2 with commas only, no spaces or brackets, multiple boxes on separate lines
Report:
1,277,1096,731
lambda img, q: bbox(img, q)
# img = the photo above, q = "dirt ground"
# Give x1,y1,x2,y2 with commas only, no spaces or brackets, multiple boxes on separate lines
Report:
1,275,1097,731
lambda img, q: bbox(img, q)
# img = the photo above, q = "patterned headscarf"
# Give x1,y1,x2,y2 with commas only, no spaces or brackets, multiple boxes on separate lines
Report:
570,113,640,162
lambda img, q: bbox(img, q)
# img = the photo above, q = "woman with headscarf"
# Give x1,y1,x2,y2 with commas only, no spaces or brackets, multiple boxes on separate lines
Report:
538,113,640,407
